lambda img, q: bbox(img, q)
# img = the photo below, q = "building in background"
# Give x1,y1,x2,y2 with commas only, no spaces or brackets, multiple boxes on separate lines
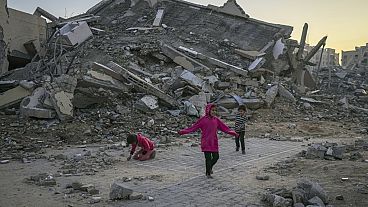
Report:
0,1,47,75
341,43,368,69
304,44,339,71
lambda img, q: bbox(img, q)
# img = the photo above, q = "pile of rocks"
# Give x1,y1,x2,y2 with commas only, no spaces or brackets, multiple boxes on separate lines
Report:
299,139,367,161
262,179,329,207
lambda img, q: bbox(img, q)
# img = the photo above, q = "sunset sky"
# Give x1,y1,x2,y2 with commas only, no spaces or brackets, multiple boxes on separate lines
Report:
7,0,368,55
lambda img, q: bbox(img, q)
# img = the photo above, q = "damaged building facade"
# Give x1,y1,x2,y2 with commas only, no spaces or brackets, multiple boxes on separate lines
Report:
0,1,47,74
341,43,368,69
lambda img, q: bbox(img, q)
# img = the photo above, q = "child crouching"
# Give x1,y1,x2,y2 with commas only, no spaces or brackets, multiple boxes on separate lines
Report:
126,133,156,161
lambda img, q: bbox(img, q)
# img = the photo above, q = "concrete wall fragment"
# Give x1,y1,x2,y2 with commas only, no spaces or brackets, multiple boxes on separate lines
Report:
0,82,34,109
265,85,279,107
208,0,249,19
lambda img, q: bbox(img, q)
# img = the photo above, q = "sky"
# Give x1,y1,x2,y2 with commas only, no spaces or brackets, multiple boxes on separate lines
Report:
7,0,368,55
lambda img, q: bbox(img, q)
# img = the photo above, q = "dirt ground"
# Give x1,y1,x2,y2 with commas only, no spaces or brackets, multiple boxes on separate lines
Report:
1,112,367,207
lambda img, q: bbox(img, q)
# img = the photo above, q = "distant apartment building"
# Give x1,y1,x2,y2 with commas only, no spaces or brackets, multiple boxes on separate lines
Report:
341,43,368,69
303,44,339,71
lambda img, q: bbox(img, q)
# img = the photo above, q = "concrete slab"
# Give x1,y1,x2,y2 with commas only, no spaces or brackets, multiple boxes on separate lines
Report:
0,85,32,109
20,87,56,119
60,21,93,46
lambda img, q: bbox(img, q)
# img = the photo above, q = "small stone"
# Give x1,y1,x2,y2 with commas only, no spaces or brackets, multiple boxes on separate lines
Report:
71,182,83,190
308,196,325,207
84,151,92,156
129,192,143,200
336,195,344,200
256,175,270,180
0,160,10,164
86,186,99,195
80,184,94,192
148,196,154,201
109,181,133,200
22,158,31,163
293,203,305,207
90,197,101,204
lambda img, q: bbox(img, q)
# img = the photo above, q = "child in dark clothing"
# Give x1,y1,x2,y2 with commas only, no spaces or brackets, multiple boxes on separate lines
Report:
179,103,239,179
234,105,247,154
126,133,156,161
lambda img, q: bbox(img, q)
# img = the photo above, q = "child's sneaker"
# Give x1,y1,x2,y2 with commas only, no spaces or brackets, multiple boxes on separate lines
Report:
206,174,213,179
236,147,239,152
242,150,246,155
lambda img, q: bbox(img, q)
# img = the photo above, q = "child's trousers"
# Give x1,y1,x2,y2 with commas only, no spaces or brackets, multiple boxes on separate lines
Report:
204,152,219,175
235,131,245,151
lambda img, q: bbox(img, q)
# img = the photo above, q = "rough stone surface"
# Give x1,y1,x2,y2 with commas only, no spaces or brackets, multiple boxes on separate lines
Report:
297,179,327,204
129,192,143,200
109,181,133,200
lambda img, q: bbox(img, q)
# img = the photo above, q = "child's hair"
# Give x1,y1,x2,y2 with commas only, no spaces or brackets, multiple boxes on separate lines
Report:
127,134,137,144
238,105,247,111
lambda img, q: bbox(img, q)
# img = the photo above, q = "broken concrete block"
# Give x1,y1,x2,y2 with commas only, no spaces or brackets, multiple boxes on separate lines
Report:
308,196,325,207
273,38,285,59
265,85,279,107
109,181,133,200
217,97,263,110
179,70,204,88
278,84,296,103
152,7,165,26
161,44,210,72
216,82,231,90
235,49,265,60
292,188,307,204
45,82,74,121
183,101,199,117
248,57,266,71
305,144,327,159
262,193,291,207
189,92,207,116
297,179,327,204
136,95,159,111
20,87,56,119
0,80,19,92
60,21,93,46
0,85,32,110
129,192,143,200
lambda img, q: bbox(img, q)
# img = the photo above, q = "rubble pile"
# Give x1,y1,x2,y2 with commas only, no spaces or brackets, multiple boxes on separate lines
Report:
300,139,368,161
0,0,367,156
262,179,329,207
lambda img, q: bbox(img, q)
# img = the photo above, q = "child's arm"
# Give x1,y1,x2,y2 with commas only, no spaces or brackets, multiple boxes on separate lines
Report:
179,118,203,135
217,118,239,137
127,143,137,161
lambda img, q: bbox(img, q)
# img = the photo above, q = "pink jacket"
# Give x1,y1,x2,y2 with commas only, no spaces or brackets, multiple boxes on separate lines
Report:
179,104,238,152
130,133,155,155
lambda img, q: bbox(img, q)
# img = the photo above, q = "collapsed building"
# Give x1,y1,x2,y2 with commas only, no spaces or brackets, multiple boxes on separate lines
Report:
0,0,367,125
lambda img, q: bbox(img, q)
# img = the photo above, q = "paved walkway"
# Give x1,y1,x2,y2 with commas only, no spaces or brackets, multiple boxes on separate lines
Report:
118,138,304,207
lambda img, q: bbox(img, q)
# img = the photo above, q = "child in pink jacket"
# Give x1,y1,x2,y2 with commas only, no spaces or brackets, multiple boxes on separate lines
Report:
127,133,156,161
179,103,238,178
